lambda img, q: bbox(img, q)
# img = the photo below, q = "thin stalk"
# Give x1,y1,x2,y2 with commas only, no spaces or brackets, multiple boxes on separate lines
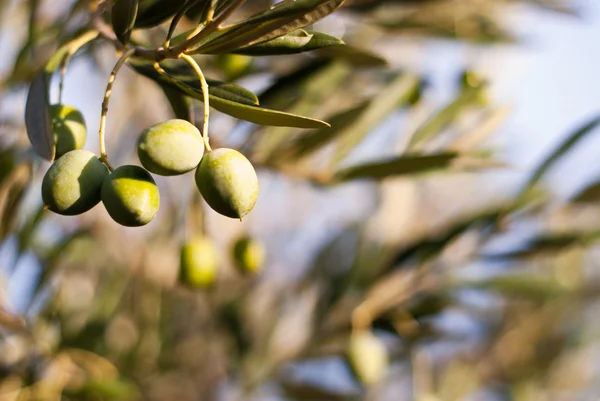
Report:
178,54,212,152
58,54,70,104
98,48,135,170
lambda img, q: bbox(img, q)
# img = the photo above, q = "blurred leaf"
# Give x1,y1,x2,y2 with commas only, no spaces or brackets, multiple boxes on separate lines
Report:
66,378,139,400
233,30,344,56
482,232,600,260
129,59,330,128
519,114,600,198
408,84,487,149
281,380,360,401
312,44,388,67
333,73,420,163
191,0,346,54
334,152,458,182
0,164,32,242
571,180,600,204
112,0,139,44
461,275,568,301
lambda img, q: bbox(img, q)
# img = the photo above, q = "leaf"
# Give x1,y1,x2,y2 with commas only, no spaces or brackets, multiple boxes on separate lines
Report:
333,73,421,163
312,44,388,67
461,275,567,301
572,181,600,204
134,0,190,28
334,153,458,182
519,114,600,198
160,84,191,120
129,59,330,128
190,0,346,54
25,30,99,161
408,85,487,149
129,58,258,105
232,30,344,56
25,72,54,160
112,0,139,44
481,233,600,260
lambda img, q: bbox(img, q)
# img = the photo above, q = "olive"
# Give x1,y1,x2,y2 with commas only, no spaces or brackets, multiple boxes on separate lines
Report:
101,165,159,227
194,148,258,220
232,236,265,274
50,104,87,159
137,119,204,176
179,236,218,288
42,149,108,215
217,54,253,80
346,331,388,385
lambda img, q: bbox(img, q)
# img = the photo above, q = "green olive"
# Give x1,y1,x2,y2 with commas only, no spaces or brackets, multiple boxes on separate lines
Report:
137,119,204,176
180,236,218,288
50,104,87,159
194,148,258,220
217,54,253,81
101,165,160,227
232,236,265,274
42,150,108,215
346,331,388,385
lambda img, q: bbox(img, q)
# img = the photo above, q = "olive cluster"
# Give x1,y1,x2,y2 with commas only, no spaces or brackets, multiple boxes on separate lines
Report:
41,106,259,226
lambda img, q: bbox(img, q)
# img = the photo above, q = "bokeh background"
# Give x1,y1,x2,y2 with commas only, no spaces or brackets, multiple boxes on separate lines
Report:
1,0,600,400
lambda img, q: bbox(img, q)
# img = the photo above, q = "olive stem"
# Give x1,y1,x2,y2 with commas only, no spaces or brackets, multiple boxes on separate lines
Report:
178,54,212,152
58,54,70,104
98,48,135,171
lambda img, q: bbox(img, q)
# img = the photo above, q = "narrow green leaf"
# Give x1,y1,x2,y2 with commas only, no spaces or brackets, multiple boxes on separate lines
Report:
112,0,139,44
520,115,600,198
312,44,388,67
233,30,343,56
335,153,458,182
191,0,345,54
25,72,54,160
482,233,600,260
160,84,191,120
333,73,421,163
24,30,99,161
129,58,258,105
134,0,190,28
407,85,486,149
129,59,330,128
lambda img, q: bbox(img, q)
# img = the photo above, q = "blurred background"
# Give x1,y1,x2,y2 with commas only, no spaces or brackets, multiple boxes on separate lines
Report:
1,0,600,400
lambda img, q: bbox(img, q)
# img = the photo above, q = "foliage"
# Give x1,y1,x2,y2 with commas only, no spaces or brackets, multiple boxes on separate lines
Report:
0,0,598,400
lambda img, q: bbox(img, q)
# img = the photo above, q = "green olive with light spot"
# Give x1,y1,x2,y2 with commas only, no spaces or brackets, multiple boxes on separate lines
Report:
137,119,204,176
50,104,87,159
42,150,108,215
195,148,258,220
346,330,389,385
101,165,160,227
232,236,265,274
180,236,218,288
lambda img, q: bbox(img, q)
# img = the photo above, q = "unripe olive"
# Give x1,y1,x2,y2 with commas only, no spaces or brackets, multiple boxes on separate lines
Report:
101,165,159,227
232,236,265,274
346,331,388,385
195,148,258,220
137,119,204,176
179,236,218,288
217,54,253,81
49,104,86,159
42,149,108,215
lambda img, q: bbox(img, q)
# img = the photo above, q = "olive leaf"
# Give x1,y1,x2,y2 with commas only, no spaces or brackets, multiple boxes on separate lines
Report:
112,0,139,44
129,59,330,129
134,0,190,28
334,153,458,182
189,0,346,54
233,30,344,56
160,84,192,121
312,44,388,67
25,30,99,161
571,181,600,204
